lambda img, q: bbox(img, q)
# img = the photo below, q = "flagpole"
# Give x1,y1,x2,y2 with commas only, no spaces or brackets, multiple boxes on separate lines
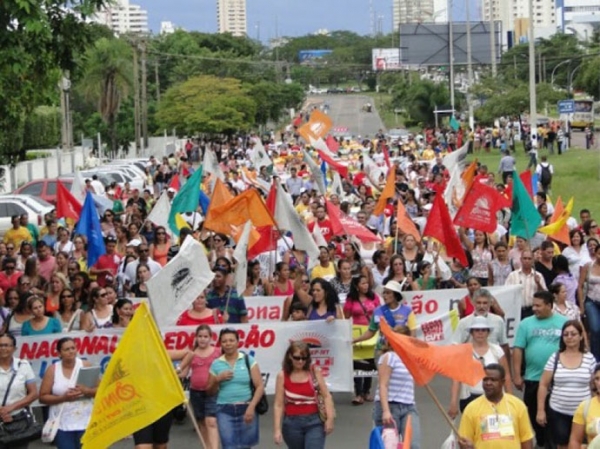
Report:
424,384,460,435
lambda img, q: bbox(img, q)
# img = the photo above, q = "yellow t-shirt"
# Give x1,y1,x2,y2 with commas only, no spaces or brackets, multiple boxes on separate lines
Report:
573,397,600,443
2,227,32,248
310,263,336,281
459,394,534,448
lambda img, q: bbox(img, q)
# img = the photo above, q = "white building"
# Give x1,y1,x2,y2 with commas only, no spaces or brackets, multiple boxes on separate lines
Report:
160,21,176,35
91,0,148,35
557,0,600,41
217,0,247,37
392,0,436,28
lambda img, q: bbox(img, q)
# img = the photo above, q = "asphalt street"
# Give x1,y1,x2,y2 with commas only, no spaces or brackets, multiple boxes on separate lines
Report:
307,94,386,138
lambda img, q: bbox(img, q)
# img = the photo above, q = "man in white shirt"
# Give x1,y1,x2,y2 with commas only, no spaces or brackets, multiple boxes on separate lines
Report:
124,242,162,288
90,175,106,196
505,250,547,319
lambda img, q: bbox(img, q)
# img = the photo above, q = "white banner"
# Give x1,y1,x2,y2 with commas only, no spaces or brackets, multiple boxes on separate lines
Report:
245,295,287,322
403,285,523,345
15,320,353,395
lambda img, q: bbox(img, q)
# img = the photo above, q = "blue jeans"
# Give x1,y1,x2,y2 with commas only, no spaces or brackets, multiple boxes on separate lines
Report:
54,430,85,449
373,401,420,449
586,299,600,360
216,403,259,449
282,413,325,449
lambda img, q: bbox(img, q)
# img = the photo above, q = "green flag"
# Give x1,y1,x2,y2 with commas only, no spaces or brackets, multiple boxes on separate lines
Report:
168,166,203,236
450,115,460,131
510,170,540,239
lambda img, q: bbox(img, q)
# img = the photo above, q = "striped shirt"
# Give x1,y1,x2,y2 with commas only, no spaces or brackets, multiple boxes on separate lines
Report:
546,351,596,415
375,352,415,404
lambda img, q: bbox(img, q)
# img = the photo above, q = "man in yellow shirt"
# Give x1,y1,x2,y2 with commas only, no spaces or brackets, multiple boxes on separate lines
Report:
2,215,32,248
459,363,534,448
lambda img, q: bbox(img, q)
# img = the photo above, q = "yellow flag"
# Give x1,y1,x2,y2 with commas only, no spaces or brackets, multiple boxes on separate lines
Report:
81,302,185,448
539,196,574,243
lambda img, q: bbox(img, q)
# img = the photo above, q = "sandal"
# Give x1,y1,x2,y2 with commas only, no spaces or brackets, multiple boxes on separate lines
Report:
363,394,374,402
352,396,364,405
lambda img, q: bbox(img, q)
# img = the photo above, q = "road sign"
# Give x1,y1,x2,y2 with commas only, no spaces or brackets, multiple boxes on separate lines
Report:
558,100,575,114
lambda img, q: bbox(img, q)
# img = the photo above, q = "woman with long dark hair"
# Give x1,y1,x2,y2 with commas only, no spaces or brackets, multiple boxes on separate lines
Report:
307,278,344,322
344,275,381,405
273,341,334,448
150,226,170,267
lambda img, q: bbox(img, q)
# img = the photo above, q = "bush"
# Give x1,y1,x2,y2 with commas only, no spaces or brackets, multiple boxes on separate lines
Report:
22,106,61,150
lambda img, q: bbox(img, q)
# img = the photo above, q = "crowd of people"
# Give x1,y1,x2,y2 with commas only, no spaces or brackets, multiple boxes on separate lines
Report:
1,124,600,449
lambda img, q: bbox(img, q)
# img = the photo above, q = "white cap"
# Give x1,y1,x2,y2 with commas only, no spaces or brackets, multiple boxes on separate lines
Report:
127,239,142,247
383,280,404,295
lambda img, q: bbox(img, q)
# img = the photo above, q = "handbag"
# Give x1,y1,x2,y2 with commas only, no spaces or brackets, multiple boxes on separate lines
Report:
310,365,335,423
0,362,42,445
381,420,401,449
243,354,268,415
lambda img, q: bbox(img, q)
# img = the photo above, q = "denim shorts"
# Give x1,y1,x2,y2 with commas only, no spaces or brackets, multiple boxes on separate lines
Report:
190,389,217,420
216,403,259,448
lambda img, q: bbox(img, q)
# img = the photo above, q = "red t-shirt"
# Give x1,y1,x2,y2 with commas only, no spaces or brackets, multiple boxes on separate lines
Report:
308,219,333,242
283,372,319,416
177,310,223,326
0,271,22,293
93,253,122,287
189,347,221,391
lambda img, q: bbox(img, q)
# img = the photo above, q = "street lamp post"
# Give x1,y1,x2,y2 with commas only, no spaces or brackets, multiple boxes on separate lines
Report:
568,64,583,95
528,0,538,148
551,59,571,87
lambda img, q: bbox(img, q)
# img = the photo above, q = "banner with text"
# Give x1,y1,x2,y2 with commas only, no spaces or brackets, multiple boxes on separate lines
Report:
16,320,353,395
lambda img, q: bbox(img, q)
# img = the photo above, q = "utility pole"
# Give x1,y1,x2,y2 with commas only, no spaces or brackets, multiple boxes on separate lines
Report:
449,0,455,112
489,1,497,77
155,59,161,103
140,39,149,150
132,41,141,155
466,0,474,130
528,0,538,148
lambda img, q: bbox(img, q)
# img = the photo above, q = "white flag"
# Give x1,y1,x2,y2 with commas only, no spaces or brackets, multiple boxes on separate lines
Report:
443,165,466,218
251,139,273,171
312,222,328,248
147,237,214,328
309,136,335,159
274,183,320,268
233,221,252,296
147,191,171,228
443,141,469,173
71,170,86,204
202,148,225,183
330,172,343,198
302,150,326,196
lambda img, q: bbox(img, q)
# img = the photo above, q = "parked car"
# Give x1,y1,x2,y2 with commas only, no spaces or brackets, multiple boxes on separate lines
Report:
0,194,55,236
13,179,73,205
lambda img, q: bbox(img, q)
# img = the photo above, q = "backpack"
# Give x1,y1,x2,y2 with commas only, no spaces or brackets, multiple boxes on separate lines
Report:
540,164,552,186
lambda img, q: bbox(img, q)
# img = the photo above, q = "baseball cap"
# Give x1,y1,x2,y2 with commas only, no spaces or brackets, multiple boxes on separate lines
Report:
127,239,142,247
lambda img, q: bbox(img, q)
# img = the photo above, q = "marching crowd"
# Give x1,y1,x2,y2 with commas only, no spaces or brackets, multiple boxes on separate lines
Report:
0,126,599,449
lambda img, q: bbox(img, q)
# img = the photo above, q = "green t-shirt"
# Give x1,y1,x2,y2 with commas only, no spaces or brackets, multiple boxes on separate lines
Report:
111,200,124,216
209,353,255,404
514,313,568,381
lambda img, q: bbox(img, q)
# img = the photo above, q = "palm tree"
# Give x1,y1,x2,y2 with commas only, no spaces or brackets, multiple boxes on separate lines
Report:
79,38,132,154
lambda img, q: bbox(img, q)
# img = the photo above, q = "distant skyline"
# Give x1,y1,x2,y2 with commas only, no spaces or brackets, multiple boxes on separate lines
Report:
133,0,379,39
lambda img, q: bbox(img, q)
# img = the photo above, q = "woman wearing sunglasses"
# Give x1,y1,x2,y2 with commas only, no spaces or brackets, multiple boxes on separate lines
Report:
273,341,334,448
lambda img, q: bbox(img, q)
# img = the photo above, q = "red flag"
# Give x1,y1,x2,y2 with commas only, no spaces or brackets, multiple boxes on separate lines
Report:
56,180,82,220
265,182,277,215
247,226,278,259
382,143,391,168
326,135,339,153
168,174,180,192
316,150,349,179
325,200,382,243
453,182,504,233
519,170,533,198
423,193,468,266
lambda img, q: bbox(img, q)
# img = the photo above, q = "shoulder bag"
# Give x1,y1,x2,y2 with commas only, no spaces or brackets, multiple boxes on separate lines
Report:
310,365,329,423
243,354,268,415
0,361,43,446
42,363,81,443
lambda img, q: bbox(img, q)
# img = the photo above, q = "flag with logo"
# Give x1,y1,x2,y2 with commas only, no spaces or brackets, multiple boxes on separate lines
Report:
297,110,332,143
453,182,504,233
81,302,186,448
147,237,215,328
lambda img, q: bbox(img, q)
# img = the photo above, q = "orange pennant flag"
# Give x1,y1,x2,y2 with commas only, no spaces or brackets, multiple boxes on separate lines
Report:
461,159,478,192
539,196,571,246
396,201,421,242
297,110,333,143
203,178,234,229
374,166,396,216
402,415,412,449
380,319,485,386
204,189,275,236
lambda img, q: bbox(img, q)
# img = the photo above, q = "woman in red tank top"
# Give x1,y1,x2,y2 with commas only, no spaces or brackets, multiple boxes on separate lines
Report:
273,341,335,448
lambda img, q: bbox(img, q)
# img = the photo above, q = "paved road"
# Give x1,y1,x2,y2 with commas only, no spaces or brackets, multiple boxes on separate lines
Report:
30,378,455,449
307,94,386,138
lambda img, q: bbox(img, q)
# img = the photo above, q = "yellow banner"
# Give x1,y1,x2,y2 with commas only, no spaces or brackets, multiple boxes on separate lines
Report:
82,302,185,448
352,325,378,360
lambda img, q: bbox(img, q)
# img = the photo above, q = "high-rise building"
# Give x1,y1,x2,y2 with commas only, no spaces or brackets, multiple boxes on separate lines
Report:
481,0,556,42
392,0,436,27
556,0,600,40
217,0,247,37
91,0,149,35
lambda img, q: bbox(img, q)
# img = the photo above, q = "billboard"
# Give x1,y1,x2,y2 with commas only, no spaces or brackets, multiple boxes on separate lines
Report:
372,48,402,71
298,49,333,62
398,21,502,66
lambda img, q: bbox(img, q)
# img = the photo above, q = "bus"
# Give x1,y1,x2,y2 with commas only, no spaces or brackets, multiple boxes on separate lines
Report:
571,99,594,131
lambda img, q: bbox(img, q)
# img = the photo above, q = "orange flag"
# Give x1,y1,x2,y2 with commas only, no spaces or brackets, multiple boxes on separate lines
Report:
204,189,275,236
461,159,478,192
297,110,332,143
380,319,484,386
539,196,571,246
402,415,412,449
374,166,396,216
396,201,421,242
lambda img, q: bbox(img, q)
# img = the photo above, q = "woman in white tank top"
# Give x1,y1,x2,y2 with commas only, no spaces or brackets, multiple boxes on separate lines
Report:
39,337,97,448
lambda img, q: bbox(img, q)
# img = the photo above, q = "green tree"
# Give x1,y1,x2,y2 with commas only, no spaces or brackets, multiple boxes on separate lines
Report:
156,75,256,135
0,0,108,165
391,78,452,126
78,38,132,154
574,57,600,100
